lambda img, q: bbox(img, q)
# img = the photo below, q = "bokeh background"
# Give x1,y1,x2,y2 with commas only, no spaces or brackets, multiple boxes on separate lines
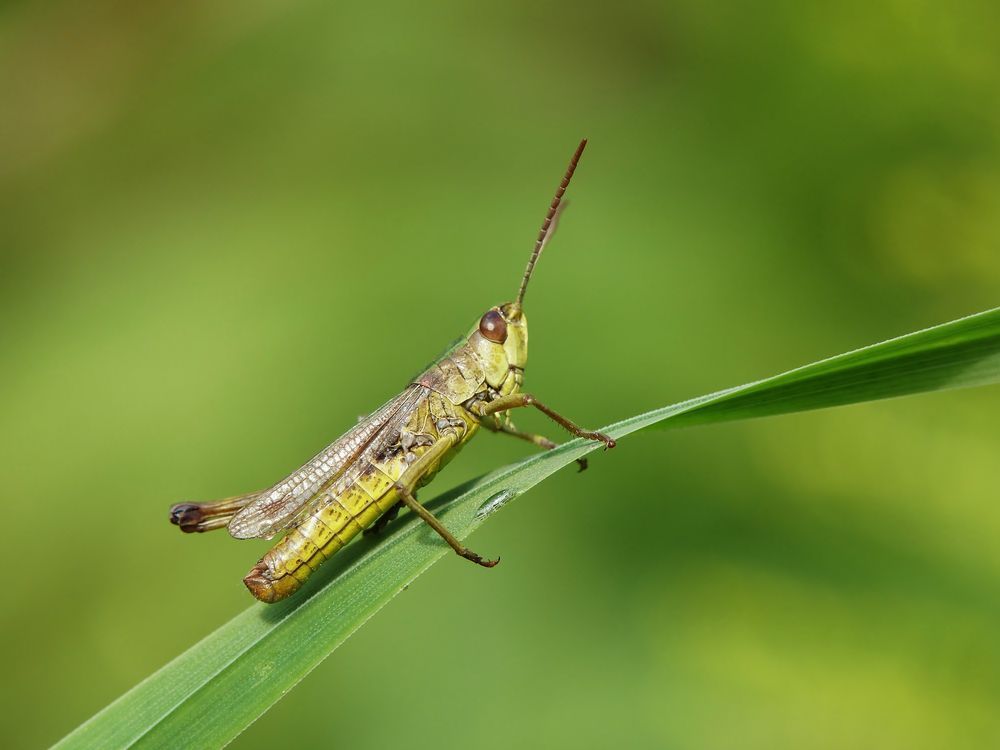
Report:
3,2,1000,748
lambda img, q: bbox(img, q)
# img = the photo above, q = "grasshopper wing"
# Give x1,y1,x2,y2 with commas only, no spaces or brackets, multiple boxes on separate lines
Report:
227,386,423,539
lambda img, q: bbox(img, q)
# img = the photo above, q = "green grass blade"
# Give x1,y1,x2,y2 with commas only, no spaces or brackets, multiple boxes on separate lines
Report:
54,306,1000,749
644,306,1000,430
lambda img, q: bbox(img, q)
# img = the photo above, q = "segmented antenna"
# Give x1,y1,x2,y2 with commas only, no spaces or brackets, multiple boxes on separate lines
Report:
515,139,588,307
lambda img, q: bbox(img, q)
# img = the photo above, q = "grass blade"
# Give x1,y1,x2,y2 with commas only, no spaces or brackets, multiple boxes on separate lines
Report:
645,306,1000,429
54,306,1000,749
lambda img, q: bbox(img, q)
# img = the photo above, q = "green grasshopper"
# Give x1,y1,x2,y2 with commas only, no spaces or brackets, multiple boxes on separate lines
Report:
169,140,614,602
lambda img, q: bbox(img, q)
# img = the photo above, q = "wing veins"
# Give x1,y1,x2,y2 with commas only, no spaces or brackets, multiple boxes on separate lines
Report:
227,386,423,539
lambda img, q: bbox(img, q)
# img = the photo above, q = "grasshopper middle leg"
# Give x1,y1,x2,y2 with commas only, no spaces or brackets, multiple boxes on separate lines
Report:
392,432,499,568
395,485,499,568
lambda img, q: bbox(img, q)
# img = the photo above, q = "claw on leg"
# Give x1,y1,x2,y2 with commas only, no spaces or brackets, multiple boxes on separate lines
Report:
460,549,500,568
594,432,616,450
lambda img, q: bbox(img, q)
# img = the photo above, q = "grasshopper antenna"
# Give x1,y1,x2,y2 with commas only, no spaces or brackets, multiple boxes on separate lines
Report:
515,138,588,308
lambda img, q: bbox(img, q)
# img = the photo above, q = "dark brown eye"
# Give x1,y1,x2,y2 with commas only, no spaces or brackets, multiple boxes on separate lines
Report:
479,309,507,343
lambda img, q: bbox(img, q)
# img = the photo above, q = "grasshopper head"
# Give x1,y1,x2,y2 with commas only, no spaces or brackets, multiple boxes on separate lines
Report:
469,303,527,390
469,139,586,392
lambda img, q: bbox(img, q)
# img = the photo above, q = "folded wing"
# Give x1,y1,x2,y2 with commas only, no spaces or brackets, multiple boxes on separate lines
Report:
227,386,423,539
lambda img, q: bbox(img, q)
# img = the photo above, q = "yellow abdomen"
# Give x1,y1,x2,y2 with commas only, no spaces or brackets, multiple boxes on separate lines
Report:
243,394,479,602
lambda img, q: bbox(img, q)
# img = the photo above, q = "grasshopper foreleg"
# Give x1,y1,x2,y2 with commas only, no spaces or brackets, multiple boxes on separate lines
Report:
480,418,589,472
476,393,616,450
392,432,499,568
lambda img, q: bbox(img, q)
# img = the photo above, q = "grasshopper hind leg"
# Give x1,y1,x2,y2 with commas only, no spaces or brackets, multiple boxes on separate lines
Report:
169,491,260,533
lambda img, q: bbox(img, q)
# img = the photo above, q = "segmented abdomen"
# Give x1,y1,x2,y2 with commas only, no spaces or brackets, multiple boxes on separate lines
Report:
243,392,478,602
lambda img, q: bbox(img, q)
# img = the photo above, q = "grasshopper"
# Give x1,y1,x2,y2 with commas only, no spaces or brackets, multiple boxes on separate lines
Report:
169,140,614,603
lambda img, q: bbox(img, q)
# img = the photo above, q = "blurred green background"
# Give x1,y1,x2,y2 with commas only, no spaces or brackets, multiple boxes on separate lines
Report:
3,1,1000,748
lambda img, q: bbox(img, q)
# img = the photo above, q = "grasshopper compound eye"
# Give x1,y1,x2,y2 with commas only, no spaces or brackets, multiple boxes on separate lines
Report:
479,309,507,343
